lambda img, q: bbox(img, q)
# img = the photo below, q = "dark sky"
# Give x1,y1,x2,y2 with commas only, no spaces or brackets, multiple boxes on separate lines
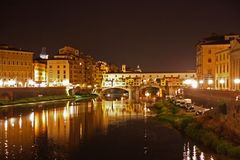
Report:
1,0,240,72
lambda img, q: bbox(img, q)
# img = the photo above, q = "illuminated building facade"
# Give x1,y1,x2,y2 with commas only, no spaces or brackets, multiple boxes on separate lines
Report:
230,39,240,90
47,46,85,86
102,72,196,96
33,61,46,85
196,34,239,89
0,45,33,87
215,49,230,89
47,60,70,86
94,61,110,87
82,55,95,86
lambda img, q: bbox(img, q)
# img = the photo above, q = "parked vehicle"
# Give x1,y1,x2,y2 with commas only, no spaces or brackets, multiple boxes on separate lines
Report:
186,103,195,112
176,99,184,106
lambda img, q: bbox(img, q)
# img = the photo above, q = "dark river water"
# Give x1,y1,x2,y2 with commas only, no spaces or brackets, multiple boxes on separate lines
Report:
0,99,235,160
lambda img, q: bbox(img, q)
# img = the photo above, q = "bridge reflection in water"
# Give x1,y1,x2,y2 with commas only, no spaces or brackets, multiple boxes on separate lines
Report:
0,100,229,160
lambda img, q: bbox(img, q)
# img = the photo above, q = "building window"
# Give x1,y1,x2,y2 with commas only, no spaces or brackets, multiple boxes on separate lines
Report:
208,50,211,54
64,70,66,74
208,58,212,63
57,65,60,68
207,69,212,74
63,65,66,68
57,70,60,74
49,65,52,68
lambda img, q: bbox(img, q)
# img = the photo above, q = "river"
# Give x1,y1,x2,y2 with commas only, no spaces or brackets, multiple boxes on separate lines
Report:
0,99,235,160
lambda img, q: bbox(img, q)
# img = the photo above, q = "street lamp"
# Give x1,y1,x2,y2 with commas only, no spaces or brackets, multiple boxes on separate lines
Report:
219,79,225,90
234,79,240,90
208,79,213,89
0,79,3,87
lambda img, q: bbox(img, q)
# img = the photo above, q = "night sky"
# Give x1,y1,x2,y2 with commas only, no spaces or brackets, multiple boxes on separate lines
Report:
1,0,240,72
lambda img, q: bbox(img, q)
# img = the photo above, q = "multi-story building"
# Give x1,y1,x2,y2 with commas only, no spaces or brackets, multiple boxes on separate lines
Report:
33,60,47,85
215,48,231,89
94,61,110,87
47,46,85,86
82,55,95,86
0,45,33,87
196,34,239,89
47,60,70,86
230,39,240,90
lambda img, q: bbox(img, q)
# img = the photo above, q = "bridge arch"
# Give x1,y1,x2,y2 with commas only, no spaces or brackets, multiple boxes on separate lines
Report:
101,87,130,93
139,84,165,98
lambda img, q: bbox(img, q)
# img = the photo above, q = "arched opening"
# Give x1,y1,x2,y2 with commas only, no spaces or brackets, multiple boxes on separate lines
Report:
101,88,129,101
139,86,165,101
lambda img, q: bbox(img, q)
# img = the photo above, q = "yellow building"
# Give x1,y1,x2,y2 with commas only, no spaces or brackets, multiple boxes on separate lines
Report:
47,46,85,86
230,39,240,90
33,61,47,85
215,49,230,89
47,60,70,86
94,61,109,87
0,45,33,87
196,35,238,89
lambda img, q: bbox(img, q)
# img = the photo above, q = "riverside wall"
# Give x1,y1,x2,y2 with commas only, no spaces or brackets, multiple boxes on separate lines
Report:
183,88,239,108
0,87,67,100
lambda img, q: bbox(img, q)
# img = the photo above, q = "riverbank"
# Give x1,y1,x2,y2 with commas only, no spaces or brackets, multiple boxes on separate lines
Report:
154,100,240,159
0,94,98,107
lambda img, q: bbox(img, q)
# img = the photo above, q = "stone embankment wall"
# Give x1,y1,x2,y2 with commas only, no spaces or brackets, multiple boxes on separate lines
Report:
184,89,240,141
0,87,67,100
183,88,238,108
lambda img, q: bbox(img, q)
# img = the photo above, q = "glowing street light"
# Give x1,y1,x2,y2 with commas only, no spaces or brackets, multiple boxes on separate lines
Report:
0,79,3,87
28,79,35,87
199,80,204,84
234,79,240,84
219,79,225,84
208,79,213,85
9,79,16,87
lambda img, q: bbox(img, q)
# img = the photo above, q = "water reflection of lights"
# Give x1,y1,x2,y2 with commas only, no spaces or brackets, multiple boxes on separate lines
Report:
54,108,57,123
4,119,8,131
29,112,35,128
200,152,204,160
143,103,148,158
63,107,68,120
10,118,15,127
192,145,196,160
183,143,215,160
19,115,22,129
42,110,46,125
70,105,74,115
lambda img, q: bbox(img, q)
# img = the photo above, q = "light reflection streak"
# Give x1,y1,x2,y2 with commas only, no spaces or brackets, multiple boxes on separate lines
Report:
192,145,197,160
29,112,34,128
200,152,205,160
42,110,45,125
4,119,8,131
54,108,57,123
10,118,15,127
19,115,22,129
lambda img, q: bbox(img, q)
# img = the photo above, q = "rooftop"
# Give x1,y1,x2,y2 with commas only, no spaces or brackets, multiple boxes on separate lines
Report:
0,44,33,53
